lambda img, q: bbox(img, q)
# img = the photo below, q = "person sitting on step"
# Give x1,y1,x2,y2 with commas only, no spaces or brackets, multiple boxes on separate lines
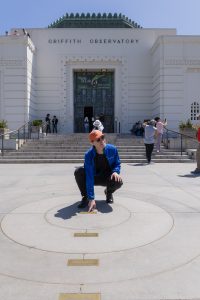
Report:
93,119,104,132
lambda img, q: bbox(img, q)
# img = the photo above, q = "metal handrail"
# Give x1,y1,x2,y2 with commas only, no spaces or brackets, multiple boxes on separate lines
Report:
163,127,198,156
0,121,30,137
0,120,46,157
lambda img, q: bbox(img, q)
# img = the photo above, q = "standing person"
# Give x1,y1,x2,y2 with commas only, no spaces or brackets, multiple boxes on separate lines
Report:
84,116,89,133
74,130,123,212
191,114,200,174
154,117,167,152
45,113,51,135
52,115,58,134
143,119,157,164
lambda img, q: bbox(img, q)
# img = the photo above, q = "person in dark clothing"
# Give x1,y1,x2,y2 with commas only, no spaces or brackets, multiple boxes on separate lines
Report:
74,130,123,212
45,114,51,134
52,115,58,133
130,121,144,136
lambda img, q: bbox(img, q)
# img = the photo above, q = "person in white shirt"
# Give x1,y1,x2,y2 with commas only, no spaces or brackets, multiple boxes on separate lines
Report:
154,117,167,152
84,116,89,133
93,119,104,132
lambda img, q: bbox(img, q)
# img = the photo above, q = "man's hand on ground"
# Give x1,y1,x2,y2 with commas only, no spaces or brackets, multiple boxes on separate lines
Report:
111,172,122,182
88,200,96,212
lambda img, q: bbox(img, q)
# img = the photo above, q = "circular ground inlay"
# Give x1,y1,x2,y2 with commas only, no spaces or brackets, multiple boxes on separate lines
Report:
45,200,131,229
1,195,173,254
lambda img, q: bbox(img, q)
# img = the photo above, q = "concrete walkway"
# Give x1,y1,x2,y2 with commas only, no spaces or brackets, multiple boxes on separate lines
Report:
0,162,200,300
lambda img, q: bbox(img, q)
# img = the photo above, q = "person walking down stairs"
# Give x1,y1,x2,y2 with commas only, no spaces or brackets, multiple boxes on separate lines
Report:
143,119,157,164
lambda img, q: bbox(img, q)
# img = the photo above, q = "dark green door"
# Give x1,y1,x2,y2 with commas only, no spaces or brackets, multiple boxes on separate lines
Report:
74,71,114,133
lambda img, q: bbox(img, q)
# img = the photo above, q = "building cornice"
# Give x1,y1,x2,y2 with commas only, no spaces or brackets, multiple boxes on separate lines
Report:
48,13,142,29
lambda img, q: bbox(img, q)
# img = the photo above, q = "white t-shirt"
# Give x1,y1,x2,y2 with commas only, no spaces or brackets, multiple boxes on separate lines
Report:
84,117,89,124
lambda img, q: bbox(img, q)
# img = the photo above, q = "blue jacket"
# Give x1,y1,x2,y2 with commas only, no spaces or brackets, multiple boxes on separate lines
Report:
84,144,121,200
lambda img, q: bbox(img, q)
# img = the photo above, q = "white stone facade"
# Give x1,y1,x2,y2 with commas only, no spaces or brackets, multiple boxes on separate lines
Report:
0,27,200,132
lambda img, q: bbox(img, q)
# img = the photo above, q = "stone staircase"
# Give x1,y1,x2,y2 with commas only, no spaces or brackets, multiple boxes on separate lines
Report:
0,133,192,163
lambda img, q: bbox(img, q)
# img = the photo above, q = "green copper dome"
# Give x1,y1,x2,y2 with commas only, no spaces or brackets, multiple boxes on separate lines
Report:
48,13,142,29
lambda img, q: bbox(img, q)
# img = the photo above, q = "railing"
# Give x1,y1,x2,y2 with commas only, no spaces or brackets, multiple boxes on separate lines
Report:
163,127,198,156
0,121,47,157
114,121,121,134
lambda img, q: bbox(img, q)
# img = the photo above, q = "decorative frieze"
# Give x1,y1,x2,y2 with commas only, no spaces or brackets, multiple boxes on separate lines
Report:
65,55,123,64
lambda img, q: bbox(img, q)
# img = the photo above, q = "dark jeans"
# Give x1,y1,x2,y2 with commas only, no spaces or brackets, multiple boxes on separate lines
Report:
46,124,51,134
145,143,154,163
52,124,57,133
74,166,123,198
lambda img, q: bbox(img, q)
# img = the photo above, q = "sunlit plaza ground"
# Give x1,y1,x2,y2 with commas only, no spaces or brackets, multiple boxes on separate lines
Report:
0,162,200,300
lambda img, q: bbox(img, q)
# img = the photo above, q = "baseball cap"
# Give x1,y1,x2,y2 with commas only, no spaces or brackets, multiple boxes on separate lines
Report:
89,130,104,142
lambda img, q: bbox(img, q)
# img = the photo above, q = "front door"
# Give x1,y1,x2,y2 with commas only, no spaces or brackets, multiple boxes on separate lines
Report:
74,70,114,132
84,106,93,132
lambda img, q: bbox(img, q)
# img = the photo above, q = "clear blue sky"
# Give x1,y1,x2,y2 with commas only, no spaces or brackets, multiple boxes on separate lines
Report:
0,0,200,36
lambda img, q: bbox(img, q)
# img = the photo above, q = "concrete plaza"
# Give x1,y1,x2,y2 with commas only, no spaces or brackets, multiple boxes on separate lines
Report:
0,162,200,300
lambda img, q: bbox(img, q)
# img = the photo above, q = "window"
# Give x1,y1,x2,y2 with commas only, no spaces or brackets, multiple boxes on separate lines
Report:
191,102,199,120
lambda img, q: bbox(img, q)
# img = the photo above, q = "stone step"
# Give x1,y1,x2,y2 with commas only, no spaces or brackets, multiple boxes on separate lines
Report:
17,147,168,153
25,138,144,144
21,145,165,150
24,141,144,147
0,158,192,164
0,159,191,164
5,151,185,156
1,154,189,159
0,133,192,163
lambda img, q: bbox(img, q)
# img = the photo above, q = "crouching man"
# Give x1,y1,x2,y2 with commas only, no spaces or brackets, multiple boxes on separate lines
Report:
74,130,123,212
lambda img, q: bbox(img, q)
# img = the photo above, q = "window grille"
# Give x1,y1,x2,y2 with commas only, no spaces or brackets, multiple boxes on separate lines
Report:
191,102,199,120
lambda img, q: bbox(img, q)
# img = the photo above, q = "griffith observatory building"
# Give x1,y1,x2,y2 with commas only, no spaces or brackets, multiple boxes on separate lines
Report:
0,13,200,133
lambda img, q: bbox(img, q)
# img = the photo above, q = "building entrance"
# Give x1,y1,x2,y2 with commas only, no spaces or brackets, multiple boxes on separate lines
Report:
74,70,114,133
84,106,93,132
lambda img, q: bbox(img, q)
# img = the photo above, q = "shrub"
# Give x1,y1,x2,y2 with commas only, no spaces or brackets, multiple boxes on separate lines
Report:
32,120,42,126
192,124,200,131
179,119,193,130
0,120,8,128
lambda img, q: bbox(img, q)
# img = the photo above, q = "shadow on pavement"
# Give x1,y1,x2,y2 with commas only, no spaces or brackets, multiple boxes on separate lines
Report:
54,200,113,220
127,163,147,166
178,173,200,178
